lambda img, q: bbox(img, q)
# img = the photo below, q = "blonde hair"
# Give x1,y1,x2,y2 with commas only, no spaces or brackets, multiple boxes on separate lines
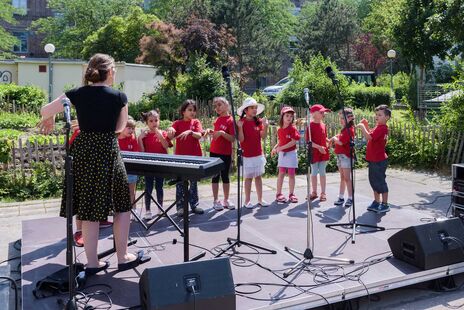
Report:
126,116,136,128
84,53,115,85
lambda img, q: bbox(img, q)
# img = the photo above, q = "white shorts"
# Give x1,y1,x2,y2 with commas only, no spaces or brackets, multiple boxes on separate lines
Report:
243,155,266,178
277,150,298,168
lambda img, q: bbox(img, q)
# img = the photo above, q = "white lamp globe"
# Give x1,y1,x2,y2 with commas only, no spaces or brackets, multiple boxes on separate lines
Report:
44,43,56,54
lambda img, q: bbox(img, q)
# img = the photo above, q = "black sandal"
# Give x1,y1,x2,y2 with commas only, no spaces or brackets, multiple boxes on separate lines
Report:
117,250,151,272
85,261,110,276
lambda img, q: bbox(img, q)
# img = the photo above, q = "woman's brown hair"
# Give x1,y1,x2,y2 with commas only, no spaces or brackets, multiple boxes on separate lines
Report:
84,53,115,85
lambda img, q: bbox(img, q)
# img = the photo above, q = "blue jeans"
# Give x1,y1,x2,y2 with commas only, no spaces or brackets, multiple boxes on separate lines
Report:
144,176,164,211
176,181,198,210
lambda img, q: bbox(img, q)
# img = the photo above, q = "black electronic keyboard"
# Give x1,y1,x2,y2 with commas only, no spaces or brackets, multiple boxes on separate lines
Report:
121,151,224,181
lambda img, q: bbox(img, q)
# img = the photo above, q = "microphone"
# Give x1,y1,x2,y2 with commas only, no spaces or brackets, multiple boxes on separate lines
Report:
303,88,310,107
61,97,71,125
325,66,338,84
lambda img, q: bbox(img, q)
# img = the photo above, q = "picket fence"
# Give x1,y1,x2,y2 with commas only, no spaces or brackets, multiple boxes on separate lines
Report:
4,118,463,177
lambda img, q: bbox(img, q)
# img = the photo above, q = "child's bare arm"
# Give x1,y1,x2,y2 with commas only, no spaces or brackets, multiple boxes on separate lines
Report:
356,123,372,141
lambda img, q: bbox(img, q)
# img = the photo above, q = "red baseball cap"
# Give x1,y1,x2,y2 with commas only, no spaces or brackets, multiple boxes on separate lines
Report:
280,106,295,115
310,104,331,113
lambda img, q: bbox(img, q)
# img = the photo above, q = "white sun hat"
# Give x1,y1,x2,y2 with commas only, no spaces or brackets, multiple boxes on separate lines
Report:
237,97,265,116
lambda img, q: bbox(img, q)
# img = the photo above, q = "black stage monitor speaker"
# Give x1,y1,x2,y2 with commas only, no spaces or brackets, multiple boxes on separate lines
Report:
388,218,464,270
139,257,236,310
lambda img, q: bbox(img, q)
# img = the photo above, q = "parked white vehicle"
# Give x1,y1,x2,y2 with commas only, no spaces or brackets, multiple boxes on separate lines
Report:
263,77,292,98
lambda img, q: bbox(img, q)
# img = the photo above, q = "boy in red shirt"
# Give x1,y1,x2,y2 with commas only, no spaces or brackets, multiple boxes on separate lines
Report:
357,104,391,213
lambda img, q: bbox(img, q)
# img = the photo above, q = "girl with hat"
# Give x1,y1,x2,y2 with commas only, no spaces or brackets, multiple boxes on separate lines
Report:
237,97,270,209
271,106,300,203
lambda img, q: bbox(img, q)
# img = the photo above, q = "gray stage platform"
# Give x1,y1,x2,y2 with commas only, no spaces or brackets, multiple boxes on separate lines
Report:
21,184,462,309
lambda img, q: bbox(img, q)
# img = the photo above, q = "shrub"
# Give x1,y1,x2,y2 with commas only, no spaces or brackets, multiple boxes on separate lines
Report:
0,84,46,112
346,84,392,108
377,71,411,102
0,112,40,129
275,55,350,110
0,162,62,201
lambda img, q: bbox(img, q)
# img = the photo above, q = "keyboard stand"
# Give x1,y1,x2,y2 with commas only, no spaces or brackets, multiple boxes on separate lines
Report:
131,191,184,236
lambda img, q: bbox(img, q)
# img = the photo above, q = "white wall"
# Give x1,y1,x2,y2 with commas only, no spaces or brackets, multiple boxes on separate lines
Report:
0,59,162,102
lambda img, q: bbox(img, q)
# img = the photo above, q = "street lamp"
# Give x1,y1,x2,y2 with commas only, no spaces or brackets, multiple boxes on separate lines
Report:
387,49,396,100
44,43,55,102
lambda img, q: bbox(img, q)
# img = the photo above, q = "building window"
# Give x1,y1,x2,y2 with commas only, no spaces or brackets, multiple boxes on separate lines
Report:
12,0,27,10
13,32,28,53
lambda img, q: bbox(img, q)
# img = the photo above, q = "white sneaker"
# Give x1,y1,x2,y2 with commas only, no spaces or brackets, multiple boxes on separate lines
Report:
258,200,270,207
223,200,236,210
213,200,224,211
143,211,153,220
244,202,254,209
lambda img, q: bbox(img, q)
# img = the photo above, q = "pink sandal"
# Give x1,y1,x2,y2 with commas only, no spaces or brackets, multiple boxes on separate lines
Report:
319,193,327,202
309,192,318,200
276,193,287,203
289,194,298,203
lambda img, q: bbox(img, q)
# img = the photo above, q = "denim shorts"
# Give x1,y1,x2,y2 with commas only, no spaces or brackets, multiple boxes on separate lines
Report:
127,174,138,184
311,161,327,176
336,154,352,169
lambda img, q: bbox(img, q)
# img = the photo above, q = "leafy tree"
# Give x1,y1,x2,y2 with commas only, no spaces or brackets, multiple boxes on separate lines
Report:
81,7,158,62
297,0,359,69
138,18,235,87
362,0,405,51
0,0,18,58
211,0,296,86
146,0,211,27
137,21,185,86
352,33,385,71
31,0,142,58
181,16,235,67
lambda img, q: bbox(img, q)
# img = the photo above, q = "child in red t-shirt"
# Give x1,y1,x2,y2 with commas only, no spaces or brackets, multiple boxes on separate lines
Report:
272,106,300,203
138,110,172,220
329,108,355,208
357,104,391,213
167,100,204,216
306,104,331,202
237,97,269,209
118,117,139,211
206,97,236,211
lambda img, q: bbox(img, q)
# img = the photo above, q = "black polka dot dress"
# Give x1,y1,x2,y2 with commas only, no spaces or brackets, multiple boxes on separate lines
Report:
60,131,131,222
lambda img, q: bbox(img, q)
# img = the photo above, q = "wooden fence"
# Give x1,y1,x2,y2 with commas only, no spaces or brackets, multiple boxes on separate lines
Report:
3,119,463,176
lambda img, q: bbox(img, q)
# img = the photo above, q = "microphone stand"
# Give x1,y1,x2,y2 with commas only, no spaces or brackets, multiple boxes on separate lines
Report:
62,99,77,310
282,89,353,278
215,66,276,257
324,69,384,243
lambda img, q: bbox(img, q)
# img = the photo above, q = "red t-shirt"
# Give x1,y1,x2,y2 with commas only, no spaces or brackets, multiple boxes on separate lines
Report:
118,135,139,152
142,130,172,154
172,119,203,156
277,125,300,152
334,127,355,158
210,116,235,155
306,122,330,163
240,118,263,157
366,124,388,162
69,129,80,145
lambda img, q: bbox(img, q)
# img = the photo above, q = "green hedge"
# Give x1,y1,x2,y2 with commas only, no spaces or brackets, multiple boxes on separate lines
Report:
0,84,46,112
0,112,40,129
346,84,392,108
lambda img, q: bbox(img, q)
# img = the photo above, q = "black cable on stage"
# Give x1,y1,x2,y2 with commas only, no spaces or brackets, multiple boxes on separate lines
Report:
0,276,19,310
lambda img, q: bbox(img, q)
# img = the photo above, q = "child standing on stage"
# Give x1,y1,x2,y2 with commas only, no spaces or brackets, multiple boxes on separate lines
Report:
138,110,172,220
237,97,270,209
207,97,236,211
356,104,391,213
330,108,355,208
272,106,300,203
167,100,205,217
118,116,139,211
306,104,331,201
